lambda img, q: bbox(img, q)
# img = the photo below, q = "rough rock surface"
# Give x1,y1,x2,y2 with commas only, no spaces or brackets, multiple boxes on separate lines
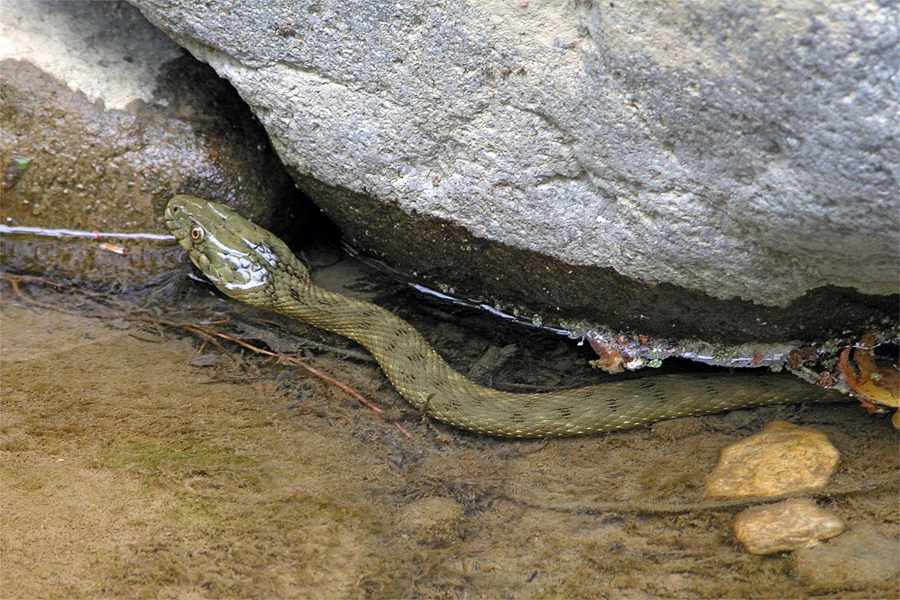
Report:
127,0,899,346
705,421,840,499
732,498,845,555
128,0,899,304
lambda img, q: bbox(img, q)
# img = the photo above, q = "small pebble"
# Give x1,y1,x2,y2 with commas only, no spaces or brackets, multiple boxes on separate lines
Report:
792,524,900,591
732,498,845,555
397,496,463,529
705,421,840,499
396,496,465,546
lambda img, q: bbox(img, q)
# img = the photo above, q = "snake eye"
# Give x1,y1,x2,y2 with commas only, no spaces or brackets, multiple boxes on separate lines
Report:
189,225,205,242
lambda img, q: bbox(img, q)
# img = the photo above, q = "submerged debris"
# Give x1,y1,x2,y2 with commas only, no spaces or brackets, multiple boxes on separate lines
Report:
838,330,899,426
1,155,31,190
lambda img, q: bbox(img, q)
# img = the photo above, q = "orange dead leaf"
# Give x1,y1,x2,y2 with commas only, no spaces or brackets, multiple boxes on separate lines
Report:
839,330,899,418
588,337,626,374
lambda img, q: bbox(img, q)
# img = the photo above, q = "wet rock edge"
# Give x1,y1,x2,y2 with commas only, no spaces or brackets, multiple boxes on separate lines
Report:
291,172,899,347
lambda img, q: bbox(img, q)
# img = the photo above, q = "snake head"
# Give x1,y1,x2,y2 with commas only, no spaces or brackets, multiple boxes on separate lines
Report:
164,194,307,301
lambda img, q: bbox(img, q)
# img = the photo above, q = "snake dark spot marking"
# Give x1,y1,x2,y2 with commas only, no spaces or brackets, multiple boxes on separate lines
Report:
509,412,527,423
555,406,573,419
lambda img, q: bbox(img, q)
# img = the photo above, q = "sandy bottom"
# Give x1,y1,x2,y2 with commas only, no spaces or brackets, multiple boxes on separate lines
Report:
1,281,897,599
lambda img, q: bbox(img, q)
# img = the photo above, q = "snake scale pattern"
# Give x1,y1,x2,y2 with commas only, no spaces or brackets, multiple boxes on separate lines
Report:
165,195,842,438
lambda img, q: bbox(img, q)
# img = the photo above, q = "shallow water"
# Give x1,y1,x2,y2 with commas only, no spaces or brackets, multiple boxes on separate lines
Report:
2,260,897,598
0,224,183,293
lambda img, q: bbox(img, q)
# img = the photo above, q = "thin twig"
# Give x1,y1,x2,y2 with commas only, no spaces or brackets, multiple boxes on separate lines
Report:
280,356,412,436
131,316,413,438
2,273,108,315
246,315,376,363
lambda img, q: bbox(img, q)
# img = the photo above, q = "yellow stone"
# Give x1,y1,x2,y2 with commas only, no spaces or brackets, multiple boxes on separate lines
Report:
705,421,840,499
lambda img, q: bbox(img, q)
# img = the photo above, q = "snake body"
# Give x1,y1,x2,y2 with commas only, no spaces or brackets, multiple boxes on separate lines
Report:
165,195,843,438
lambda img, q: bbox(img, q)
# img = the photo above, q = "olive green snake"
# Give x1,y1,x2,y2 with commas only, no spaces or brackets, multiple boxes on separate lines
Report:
165,195,844,438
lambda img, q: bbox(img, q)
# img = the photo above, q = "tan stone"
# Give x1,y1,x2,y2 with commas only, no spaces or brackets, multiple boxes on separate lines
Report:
397,496,464,531
733,498,846,555
395,496,467,548
705,421,840,499
792,525,900,591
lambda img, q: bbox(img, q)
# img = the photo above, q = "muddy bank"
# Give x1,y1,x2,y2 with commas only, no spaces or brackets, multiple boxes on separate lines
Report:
1,280,897,599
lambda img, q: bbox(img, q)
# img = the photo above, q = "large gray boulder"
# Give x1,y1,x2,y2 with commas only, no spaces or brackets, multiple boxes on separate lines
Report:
129,0,898,353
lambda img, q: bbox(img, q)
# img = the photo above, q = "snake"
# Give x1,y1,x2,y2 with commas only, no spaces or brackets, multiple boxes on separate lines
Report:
165,194,845,438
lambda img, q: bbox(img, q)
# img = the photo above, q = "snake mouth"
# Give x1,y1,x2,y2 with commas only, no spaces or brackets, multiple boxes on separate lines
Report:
164,200,193,249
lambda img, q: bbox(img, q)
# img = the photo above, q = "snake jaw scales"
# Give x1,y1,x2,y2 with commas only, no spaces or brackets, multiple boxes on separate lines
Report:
165,194,845,438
